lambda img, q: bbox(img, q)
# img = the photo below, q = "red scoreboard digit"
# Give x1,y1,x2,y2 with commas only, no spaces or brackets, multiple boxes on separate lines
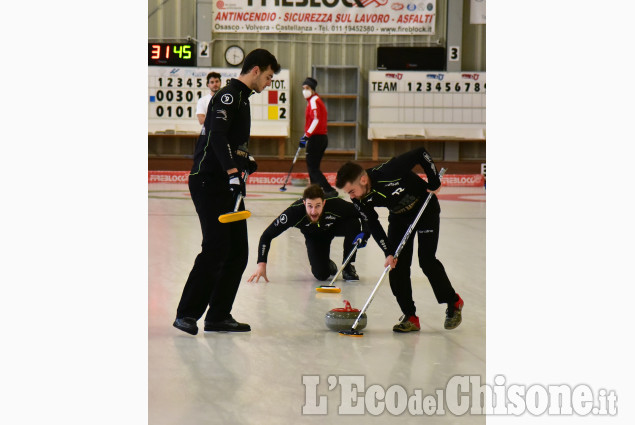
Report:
148,43,197,67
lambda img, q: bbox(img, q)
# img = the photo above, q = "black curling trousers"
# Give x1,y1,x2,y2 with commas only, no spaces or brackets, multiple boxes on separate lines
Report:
387,209,456,317
305,134,335,193
176,173,249,322
304,217,359,280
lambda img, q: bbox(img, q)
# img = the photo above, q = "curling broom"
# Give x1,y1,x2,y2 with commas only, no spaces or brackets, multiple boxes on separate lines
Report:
315,240,361,294
219,172,251,223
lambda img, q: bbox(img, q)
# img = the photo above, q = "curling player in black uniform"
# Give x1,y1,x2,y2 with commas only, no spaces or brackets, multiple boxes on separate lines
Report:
173,49,281,335
335,147,464,332
247,184,369,283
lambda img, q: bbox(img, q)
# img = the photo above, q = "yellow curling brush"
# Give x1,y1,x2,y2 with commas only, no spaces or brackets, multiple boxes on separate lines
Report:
219,172,251,223
218,194,251,223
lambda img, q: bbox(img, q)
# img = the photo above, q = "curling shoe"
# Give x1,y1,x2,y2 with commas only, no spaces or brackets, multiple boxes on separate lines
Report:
173,317,198,335
444,293,464,330
324,189,339,198
204,315,251,332
341,264,359,282
393,315,420,333
328,260,338,276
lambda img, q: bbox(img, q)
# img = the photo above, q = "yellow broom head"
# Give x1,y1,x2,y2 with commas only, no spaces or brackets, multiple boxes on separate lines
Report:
316,286,341,293
218,210,251,223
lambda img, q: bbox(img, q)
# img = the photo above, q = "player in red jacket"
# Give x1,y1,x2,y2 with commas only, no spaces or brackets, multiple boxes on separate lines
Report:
299,77,337,197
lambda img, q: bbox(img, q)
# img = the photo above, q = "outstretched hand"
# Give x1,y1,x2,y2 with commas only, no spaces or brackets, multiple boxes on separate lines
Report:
247,262,269,283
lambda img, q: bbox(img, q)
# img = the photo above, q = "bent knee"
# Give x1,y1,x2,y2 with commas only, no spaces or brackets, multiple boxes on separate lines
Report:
313,271,330,281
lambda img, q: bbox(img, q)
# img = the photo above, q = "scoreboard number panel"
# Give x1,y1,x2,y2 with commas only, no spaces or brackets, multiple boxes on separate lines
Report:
369,71,486,126
148,67,290,134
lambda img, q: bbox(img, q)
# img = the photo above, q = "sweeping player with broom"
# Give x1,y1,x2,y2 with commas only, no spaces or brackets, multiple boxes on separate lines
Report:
335,148,464,332
247,184,369,284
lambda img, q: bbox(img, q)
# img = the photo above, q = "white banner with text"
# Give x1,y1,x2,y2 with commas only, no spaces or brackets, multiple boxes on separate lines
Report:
212,0,436,35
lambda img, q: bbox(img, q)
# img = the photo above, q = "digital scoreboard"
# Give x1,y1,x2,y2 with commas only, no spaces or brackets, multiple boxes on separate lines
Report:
148,43,197,67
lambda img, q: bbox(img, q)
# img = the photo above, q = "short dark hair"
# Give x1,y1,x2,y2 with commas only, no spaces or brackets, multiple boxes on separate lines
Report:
241,48,281,75
335,162,365,189
207,72,221,84
302,184,325,201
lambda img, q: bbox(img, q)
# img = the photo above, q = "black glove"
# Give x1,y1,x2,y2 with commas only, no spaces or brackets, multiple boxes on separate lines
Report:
354,232,368,248
299,135,309,148
228,171,246,199
247,155,258,174
236,149,257,175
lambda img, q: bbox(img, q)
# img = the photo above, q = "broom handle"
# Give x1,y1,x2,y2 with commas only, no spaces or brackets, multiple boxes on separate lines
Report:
232,171,250,212
323,242,360,287
350,265,391,330
281,147,301,189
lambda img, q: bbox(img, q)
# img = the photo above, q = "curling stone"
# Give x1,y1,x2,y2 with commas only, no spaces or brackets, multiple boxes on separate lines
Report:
325,300,367,332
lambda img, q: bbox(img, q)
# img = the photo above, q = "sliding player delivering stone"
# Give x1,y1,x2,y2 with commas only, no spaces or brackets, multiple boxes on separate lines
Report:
335,148,464,332
247,184,369,283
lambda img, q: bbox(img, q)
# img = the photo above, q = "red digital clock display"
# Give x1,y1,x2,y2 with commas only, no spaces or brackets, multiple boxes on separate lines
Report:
148,43,197,67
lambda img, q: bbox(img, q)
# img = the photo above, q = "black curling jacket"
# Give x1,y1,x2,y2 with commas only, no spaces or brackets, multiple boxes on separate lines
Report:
350,147,442,257
256,196,368,264
190,78,253,178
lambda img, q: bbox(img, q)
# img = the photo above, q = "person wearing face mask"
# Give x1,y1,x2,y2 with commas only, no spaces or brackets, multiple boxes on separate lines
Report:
300,77,338,197
247,184,368,284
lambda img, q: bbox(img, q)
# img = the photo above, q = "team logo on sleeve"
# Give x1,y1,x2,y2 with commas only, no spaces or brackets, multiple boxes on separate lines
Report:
423,152,437,173
274,213,288,226
216,109,228,121
221,94,233,105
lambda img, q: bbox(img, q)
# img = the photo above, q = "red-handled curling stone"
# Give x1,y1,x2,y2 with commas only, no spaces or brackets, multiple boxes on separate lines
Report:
325,300,367,332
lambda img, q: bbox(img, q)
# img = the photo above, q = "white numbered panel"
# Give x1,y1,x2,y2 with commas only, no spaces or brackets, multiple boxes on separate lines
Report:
148,67,290,135
368,71,486,127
